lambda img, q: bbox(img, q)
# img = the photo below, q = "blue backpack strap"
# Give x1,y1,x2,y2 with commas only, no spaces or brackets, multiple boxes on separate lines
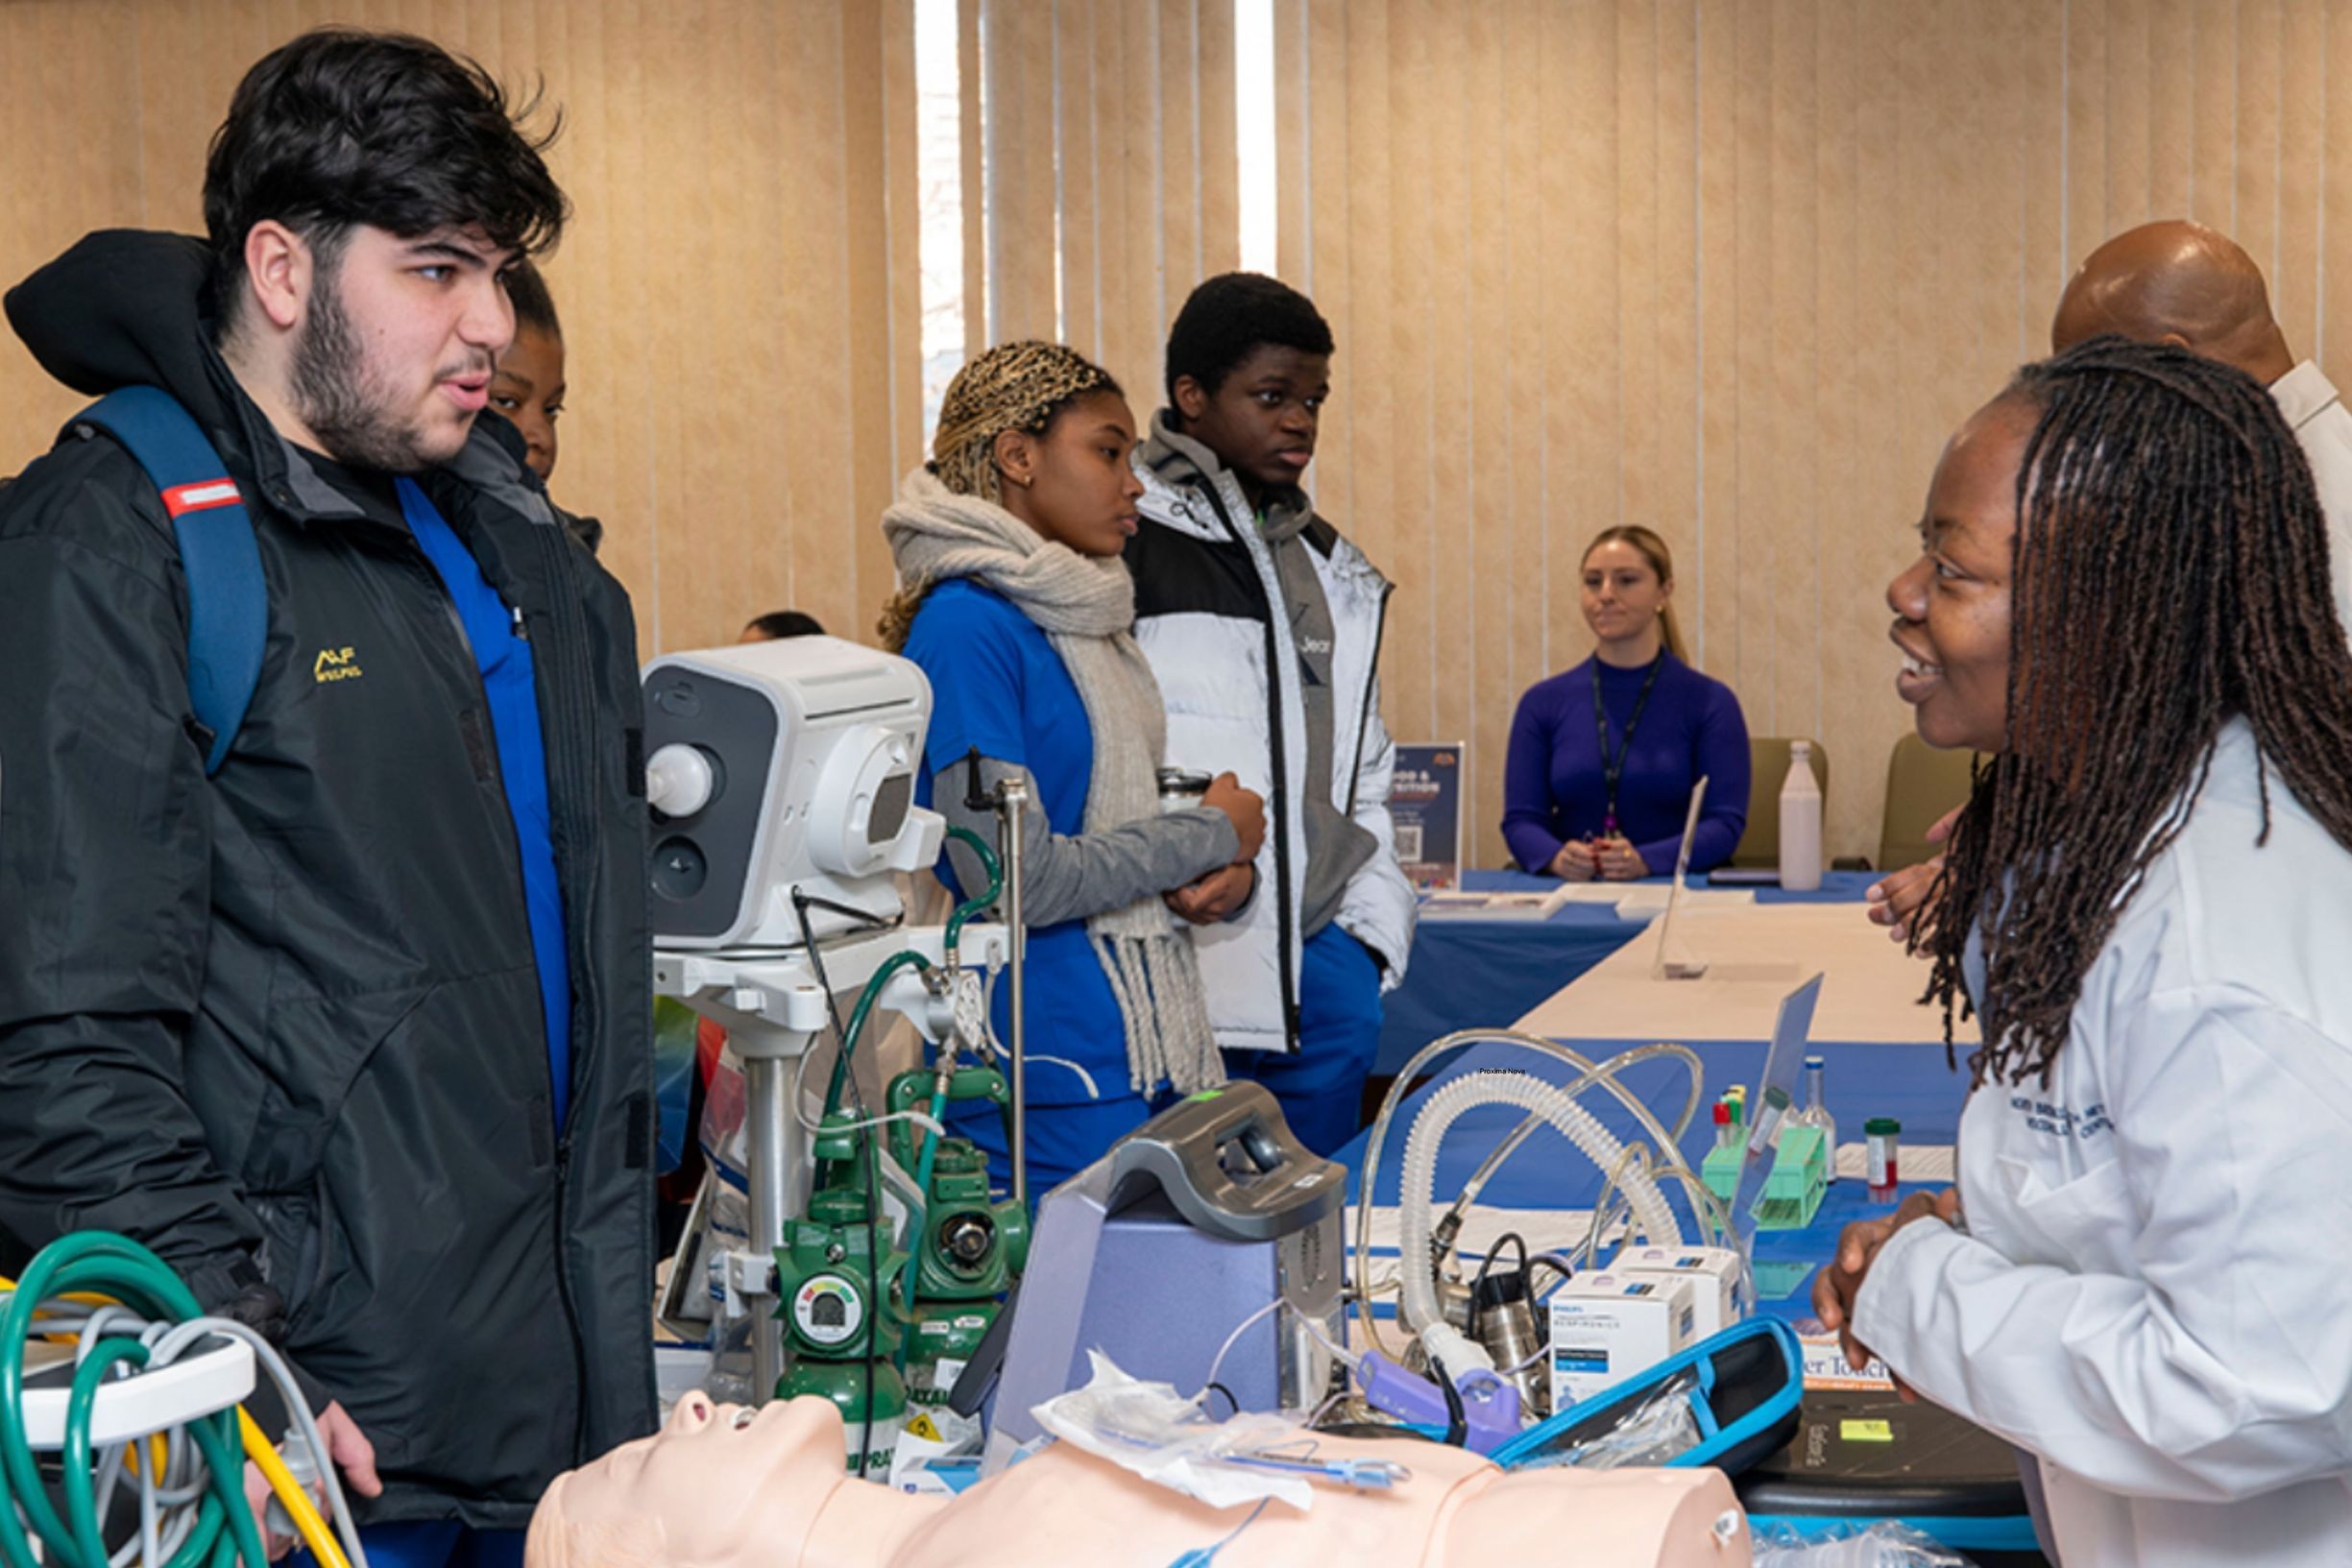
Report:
69,386,264,776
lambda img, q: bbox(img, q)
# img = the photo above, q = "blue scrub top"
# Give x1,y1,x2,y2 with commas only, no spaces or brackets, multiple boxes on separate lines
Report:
903,579,1125,1105
395,478,573,1128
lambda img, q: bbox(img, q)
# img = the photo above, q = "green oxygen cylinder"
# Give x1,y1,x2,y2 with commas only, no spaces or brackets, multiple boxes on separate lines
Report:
772,1116,909,1476
885,1067,1031,1429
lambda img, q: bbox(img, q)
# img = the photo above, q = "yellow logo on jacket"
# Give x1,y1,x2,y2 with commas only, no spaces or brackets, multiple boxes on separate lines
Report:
313,646,363,683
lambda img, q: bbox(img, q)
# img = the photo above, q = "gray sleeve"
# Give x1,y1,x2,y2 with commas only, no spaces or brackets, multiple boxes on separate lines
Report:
934,758,1239,928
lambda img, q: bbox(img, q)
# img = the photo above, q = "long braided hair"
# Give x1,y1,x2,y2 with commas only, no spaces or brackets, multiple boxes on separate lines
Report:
1918,335,2352,1086
878,341,1122,648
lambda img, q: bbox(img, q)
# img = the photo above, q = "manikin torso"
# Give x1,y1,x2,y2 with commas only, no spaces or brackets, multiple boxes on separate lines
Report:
525,1393,1751,1568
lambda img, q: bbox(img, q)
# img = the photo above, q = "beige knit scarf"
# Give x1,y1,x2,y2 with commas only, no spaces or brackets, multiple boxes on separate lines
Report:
883,468,1224,1096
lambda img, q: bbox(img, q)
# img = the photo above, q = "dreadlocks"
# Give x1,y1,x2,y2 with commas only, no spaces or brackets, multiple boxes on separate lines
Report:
1918,334,2352,1086
878,341,1121,647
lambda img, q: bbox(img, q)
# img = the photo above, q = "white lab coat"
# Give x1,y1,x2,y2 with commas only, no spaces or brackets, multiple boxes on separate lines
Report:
2271,360,2352,636
1854,721,2352,1568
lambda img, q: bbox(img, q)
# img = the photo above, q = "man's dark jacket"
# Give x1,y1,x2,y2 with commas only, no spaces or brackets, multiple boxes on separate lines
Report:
0,231,657,1527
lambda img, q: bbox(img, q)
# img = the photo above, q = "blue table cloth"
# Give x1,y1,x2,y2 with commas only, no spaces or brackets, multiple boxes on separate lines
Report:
1377,869,1886,1073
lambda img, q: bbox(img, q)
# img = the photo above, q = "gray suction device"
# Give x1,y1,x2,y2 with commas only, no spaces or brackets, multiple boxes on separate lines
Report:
980,1082,1345,1473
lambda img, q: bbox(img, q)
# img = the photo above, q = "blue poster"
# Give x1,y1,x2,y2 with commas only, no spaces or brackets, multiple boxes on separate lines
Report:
1391,742,1465,889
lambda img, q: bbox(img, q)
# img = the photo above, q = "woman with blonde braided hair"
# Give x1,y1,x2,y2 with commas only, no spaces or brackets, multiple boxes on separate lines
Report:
881,341,1265,1189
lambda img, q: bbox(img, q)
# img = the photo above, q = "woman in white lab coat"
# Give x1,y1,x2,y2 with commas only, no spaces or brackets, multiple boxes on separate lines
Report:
1813,336,2352,1568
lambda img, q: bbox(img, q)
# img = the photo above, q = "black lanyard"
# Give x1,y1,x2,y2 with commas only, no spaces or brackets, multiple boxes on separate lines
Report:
1590,654,1665,836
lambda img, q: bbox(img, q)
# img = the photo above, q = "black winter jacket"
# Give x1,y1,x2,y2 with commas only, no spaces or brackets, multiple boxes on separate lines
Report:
0,231,657,1527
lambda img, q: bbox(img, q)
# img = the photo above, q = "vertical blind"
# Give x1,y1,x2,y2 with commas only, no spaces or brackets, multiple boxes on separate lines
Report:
6,0,2352,857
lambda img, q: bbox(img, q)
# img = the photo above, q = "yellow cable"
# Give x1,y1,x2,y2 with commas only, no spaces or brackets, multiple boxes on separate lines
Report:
238,1407,352,1568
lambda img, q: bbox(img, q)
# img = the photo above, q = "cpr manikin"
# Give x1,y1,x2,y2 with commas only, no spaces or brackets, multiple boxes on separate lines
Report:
525,1393,1750,1568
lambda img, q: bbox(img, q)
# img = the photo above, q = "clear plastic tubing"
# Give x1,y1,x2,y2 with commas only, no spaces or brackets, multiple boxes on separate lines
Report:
1397,1070,1683,1375
1353,1032,1712,1360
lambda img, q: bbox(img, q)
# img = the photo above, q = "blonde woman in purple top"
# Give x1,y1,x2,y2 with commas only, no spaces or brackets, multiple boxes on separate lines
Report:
1501,526,1751,880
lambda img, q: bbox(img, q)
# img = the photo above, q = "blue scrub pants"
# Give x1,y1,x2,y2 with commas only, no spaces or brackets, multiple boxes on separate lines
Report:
1226,924,1384,1156
293,1522,522,1568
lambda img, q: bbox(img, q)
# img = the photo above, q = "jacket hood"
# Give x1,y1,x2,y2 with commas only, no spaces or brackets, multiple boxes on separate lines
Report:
5,230,242,426
6,229,549,525
1145,408,1317,542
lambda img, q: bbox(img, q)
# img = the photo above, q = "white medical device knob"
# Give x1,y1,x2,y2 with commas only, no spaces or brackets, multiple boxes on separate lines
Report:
646,742,717,817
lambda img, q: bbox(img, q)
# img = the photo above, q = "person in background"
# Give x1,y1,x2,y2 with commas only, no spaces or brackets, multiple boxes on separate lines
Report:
1501,526,1749,880
740,609,826,642
1872,217,2352,943
1127,273,1415,1157
879,340,1266,1192
488,258,602,555
1815,339,2352,1568
0,28,653,1568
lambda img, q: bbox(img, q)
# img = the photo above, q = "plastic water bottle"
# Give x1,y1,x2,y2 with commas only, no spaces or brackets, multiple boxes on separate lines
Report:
1779,741,1822,892
1791,1053,1838,1184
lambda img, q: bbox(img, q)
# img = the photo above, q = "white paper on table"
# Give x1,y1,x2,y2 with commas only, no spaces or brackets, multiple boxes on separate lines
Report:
1832,1142,1955,1181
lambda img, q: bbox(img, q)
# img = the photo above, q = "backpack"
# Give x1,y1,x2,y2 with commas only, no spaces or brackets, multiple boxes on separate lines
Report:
63,386,263,777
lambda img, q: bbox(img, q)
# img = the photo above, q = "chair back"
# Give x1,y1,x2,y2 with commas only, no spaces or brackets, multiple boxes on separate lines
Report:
1879,733,1980,872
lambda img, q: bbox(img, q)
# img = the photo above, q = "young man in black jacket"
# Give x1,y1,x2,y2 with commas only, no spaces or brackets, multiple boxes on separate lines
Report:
0,30,655,1568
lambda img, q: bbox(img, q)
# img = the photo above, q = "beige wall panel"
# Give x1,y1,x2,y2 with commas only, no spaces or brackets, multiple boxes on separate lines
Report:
883,0,924,477
1463,0,1513,868
847,0,911,628
1500,0,1547,843
1159,0,1202,315
1380,0,1435,742
1561,0,1621,704
1123,0,1170,397
1813,0,1866,856
1055,0,1099,358
1730,0,1774,720
1653,0,1700,650
985,0,1057,342
1421,0,1476,763
1273,0,1310,290
2146,0,2193,218
1767,0,1820,750
1302,0,1351,535
958,0,986,355
1616,0,1661,540
1198,0,1241,280
2103,0,2151,229
2274,0,2324,359
2329,1,2352,377
1694,0,1740,682
1340,0,1394,681
0,3,138,449
2066,0,2108,256
2235,0,2281,286
2023,0,2060,350
2191,0,2236,225
1090,0,1141,396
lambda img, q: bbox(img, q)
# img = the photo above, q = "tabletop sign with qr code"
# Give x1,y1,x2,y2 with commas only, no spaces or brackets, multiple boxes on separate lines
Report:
1391,743,1465,889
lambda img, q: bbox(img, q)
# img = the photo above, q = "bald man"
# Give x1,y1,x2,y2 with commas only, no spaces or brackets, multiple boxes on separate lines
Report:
2050,218,2352,626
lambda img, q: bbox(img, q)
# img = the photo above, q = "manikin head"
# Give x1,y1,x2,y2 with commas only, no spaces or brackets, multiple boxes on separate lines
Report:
526,1392,930,1568
2049,219,2297,385
205,28,569,473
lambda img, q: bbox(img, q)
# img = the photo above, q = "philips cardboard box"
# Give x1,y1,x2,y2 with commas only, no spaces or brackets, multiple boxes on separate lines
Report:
1616,1244,1747,1338
1547,1272,1697,1411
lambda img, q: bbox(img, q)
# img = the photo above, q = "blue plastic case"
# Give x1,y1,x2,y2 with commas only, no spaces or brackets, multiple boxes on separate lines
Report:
1491,1317,1805,1478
